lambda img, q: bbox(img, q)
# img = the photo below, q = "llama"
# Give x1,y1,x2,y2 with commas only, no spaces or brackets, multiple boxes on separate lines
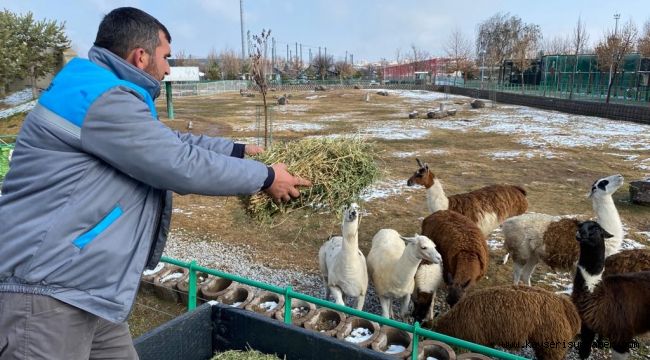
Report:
503,174,625,286
318,203,368,310
367,230,441,319
433,285,580,360
412,262,443,323
421,210,488,306
572,221,650,360
406,158,527,237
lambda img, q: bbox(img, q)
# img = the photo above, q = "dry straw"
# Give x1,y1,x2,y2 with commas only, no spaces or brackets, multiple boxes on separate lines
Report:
242,136,379,221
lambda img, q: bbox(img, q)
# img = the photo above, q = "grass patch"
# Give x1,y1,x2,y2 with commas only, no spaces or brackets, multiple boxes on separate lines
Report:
211,349,282,360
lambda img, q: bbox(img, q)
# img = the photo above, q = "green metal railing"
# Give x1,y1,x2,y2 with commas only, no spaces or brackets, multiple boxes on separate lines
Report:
161,256,526,360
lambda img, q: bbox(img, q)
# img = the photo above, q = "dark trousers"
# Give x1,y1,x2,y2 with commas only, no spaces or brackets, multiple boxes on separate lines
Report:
0,293,138,360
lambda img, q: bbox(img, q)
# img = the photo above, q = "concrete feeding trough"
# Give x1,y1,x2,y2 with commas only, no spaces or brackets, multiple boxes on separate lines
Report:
245,291,285,318
418,340,456,360
176,271,211,306
199,276,234,302
140,262,168,295
216,285,255,309
336,316,380,348
371,326,416,359
303,308,347,337
274,298,317,327
153,265,188,303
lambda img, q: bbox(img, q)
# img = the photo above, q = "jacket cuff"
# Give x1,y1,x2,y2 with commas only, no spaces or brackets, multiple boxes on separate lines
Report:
231,143,246,158
262,166,275,190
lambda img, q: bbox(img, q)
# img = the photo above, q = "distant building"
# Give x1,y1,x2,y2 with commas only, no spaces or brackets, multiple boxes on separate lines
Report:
162,67,202,82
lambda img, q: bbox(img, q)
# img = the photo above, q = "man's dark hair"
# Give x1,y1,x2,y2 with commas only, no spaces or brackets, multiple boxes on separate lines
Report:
94,7,171,59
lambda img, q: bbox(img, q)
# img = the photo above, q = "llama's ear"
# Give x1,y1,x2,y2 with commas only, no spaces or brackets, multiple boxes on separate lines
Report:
416,158,424,168
400,235,415,244
601,228,614,239
462,279,471,289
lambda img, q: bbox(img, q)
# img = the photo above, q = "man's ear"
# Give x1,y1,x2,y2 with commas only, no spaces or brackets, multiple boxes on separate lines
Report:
126,48,149,70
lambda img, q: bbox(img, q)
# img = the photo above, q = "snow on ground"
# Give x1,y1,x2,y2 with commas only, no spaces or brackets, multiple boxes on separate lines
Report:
272,122,325,132
385,89,465,102
0,100,36,119
487,150,562,161
1,89,33,106
360,179,416,202
305,95,327,100
274,104,311,114
393,97,650,151
359,122,430,140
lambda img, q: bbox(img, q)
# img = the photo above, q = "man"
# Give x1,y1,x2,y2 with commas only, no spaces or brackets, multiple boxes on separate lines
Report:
0,7,310,360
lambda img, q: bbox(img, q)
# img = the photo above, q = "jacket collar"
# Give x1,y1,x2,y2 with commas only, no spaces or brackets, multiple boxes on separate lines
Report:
88,46,161,100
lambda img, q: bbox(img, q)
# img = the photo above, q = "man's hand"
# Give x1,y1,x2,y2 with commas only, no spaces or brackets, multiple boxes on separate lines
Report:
265,163,312,202
245,144,264,156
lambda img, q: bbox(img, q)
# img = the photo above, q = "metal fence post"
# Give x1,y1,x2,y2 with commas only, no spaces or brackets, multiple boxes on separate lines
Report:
188,260,197,311
411,321,420,360
284,286,293,324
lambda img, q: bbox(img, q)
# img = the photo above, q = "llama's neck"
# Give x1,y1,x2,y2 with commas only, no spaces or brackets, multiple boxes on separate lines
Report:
593,196,623,256
340,224,359,257
426,181,449,213
392,246,422,285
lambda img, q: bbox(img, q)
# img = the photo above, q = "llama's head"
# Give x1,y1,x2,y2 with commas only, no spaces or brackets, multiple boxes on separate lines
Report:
576,221,612,253
588,174,624,199
400,234,442,264
445,273,471,307
341,203,360,237
343,202,360,223
406,158,435,188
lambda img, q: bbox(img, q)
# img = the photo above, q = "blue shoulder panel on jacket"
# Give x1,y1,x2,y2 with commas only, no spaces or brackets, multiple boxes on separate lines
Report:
39,58,157,126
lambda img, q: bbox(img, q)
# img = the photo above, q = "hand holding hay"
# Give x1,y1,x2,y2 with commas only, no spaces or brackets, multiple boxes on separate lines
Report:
242,137,379,221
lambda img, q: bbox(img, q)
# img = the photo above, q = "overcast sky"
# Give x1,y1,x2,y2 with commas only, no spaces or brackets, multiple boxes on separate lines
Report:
3,0,648,63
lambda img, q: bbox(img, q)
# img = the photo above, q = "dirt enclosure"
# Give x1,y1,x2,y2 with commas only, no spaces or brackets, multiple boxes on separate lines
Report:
145,88,650,358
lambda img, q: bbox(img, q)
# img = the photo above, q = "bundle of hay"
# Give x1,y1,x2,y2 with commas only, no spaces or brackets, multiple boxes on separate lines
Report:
242,137,379,221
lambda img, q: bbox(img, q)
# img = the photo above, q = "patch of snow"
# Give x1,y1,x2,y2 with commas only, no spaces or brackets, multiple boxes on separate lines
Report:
274,104,311,114
427,357,440,360
638,232,650,241
360,179,416,202
305,95,326,100
259,301,278,311
393,151,418,158
345,327,373,343
273,122,325,132
0,100,37,119
487,150,560,160
385,344,406,354
386,89,464,102
1,89,33,106
487,238,502,250
622,238,646,250
361,124,430,140
143,262,165,276
172,208,193,215
160,272,185,283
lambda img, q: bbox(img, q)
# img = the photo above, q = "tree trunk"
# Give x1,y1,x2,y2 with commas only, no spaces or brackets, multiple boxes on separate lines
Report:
606,63,618,104
262,94,268,148
521,70,525,94
30,65,38,99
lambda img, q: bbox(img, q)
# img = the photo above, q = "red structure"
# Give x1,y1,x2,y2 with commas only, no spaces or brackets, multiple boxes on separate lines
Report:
382,58,452,83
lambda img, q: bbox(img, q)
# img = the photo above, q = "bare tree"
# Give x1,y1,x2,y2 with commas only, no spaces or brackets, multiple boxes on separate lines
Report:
220,49,242,80
512,24,542,93
334,61,355,81
312,54,333,80
543,35,572,55
174,50,187,66
476,12,524,83
410,44,431,71
569,16,590,99
639,19,650,56
395,48,402,64
250,29,272,147
445,28,473,85
595,19,637,103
